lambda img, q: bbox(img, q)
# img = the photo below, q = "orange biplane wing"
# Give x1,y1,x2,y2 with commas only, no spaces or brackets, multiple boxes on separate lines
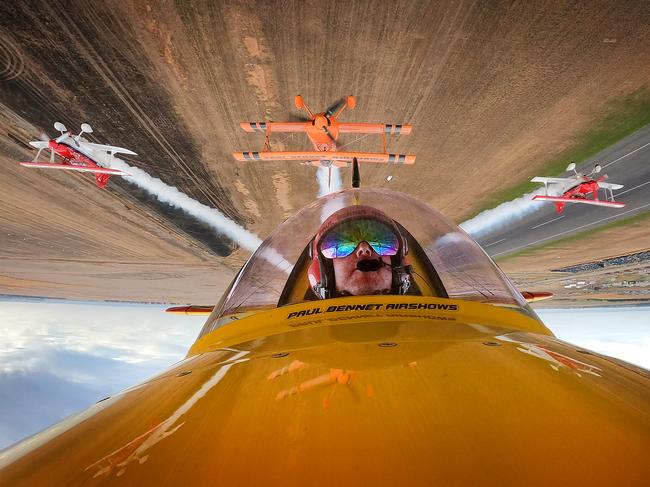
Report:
234,96,416,169
338,123,412,135
233,151,415,164
240,121,412,135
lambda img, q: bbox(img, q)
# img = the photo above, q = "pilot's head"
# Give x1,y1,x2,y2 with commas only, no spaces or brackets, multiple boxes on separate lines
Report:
308,205,412,299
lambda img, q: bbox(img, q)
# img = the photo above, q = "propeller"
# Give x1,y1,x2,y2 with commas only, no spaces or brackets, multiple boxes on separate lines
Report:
322,124,336,144
326,96,355,118
325,98,347,117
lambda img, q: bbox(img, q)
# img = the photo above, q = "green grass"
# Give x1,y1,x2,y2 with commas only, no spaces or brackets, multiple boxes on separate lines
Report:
470,89,650,216
496,209,650,263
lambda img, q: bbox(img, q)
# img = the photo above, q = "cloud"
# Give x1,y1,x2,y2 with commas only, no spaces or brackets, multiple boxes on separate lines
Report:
0,301,204,449
538,307,650,369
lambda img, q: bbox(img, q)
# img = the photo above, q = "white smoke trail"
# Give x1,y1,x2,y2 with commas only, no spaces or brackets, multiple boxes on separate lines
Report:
316,166,342,197
109,158,262,251
93,154,293,271
460,185,565,239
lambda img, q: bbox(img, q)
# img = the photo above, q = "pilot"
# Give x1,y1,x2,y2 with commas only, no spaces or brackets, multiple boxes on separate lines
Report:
308,205,414,298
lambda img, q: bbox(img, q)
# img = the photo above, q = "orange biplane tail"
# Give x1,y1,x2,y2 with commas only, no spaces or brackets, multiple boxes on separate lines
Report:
95,173,111,189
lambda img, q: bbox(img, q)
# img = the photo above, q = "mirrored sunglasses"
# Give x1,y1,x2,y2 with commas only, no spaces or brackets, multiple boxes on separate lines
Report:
320,219,400,259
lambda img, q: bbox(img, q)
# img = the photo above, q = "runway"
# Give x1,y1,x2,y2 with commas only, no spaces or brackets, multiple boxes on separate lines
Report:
476,123,650,258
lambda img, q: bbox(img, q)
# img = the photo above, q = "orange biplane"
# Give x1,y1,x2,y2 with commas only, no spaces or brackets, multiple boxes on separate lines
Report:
233,96,415,181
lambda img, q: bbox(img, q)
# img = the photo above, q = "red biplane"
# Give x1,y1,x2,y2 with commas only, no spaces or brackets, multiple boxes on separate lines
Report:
233,96,415,181
531,162,625,214
20,122,133,189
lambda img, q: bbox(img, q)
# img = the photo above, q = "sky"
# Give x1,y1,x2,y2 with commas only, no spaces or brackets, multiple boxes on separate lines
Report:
0,299,648,450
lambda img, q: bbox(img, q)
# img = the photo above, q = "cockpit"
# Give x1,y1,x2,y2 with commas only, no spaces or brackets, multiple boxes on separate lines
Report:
199,188,537,337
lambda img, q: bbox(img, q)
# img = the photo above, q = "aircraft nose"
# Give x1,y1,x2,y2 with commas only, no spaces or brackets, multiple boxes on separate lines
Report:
314,115,328,127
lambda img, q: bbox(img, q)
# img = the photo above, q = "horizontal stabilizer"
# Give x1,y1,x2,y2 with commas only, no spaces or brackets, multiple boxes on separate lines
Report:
532,195,625,208
29,140,50,149
233,151,415,164
165,305,214,315
19,162,130,176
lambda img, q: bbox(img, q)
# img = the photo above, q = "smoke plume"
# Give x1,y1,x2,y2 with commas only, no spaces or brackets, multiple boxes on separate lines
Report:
460,185,563,239
316,166,343,197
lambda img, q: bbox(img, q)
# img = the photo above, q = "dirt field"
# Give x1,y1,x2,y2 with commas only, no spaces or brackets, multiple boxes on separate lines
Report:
1,1,650,304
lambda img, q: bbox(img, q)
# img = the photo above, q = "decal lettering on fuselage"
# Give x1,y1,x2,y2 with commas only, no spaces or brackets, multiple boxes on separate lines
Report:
287,302,458,319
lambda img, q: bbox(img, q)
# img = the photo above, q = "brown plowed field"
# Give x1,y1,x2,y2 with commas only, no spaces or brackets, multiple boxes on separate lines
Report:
1,1,650,304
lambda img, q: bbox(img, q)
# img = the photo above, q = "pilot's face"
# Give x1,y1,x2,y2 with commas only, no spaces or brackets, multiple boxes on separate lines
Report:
332,241,393,295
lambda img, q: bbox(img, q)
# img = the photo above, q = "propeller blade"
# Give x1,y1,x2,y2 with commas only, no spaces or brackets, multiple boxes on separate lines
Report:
325,98,347,117
322,125,336,143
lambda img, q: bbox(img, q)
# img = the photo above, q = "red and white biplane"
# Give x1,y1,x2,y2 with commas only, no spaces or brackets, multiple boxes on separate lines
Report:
531,162,625,214
233,96,415,182
20,122,133,189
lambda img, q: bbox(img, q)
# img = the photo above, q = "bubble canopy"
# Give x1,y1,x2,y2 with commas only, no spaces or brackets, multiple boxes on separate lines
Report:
201,188,536,336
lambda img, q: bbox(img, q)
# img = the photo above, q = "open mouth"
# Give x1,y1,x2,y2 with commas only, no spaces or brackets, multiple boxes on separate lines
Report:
356,259,383,272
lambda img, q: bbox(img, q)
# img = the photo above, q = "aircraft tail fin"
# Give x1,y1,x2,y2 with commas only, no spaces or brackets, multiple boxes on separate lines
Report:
95,173,111,189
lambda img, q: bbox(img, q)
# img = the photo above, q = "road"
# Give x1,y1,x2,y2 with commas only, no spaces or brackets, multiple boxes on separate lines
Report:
476,123,650,258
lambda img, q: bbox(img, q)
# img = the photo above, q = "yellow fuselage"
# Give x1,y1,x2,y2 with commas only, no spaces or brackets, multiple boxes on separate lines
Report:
1,296,649,486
